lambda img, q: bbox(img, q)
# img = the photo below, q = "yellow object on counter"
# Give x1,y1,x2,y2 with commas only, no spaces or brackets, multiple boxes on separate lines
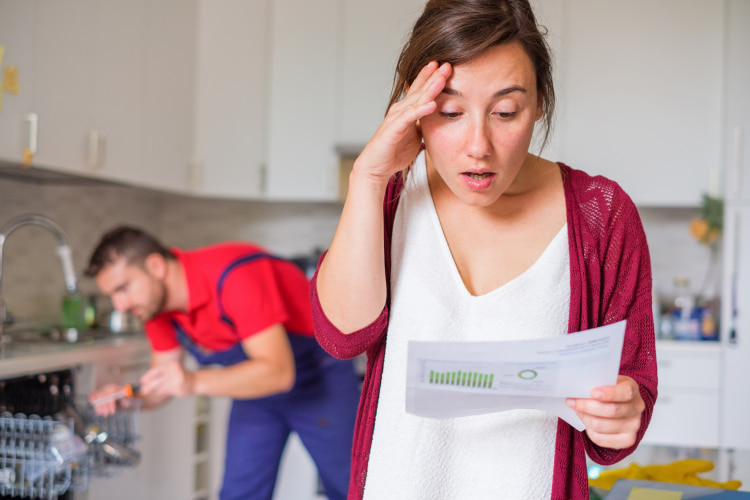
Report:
627,487,682,500
589,459,742,491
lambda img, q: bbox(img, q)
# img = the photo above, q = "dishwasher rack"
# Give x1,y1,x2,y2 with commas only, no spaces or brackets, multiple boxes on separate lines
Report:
0,413,73,500
0,401,141,499
72,399,141,485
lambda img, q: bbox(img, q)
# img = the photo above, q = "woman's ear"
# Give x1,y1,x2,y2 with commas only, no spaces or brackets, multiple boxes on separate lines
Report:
144,253,167,280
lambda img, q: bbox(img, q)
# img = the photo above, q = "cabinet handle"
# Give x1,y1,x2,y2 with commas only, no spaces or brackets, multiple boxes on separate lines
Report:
733,126,743,196
24,113,38,166
729,212,741,346
88,130,106,169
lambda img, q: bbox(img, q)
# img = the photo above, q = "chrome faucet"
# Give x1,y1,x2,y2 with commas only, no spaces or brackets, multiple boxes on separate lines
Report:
0,214,79,342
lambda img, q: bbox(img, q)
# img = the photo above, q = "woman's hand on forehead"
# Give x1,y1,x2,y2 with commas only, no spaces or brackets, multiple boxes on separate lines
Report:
353,61,452,184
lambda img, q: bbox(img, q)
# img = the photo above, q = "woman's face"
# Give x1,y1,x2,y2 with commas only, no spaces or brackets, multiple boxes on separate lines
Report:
420,41,542,208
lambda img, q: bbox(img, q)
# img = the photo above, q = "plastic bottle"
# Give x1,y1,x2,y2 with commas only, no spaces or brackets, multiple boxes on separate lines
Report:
671,277,701,341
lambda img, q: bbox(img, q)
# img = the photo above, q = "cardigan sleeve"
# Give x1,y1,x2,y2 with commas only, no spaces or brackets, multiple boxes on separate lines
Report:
583,183,658,464
309,172,404,360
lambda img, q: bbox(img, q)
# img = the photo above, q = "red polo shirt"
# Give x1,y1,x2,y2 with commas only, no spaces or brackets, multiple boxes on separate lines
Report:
146,243,314,353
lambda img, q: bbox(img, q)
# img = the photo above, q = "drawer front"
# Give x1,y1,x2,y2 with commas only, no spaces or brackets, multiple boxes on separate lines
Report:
641,389,719,447
657,349,720,390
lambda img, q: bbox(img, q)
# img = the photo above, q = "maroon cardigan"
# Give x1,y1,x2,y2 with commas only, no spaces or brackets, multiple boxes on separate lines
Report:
310,164,658,500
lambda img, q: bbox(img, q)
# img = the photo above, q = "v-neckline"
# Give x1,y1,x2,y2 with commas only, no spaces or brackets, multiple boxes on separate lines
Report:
413,154,568,300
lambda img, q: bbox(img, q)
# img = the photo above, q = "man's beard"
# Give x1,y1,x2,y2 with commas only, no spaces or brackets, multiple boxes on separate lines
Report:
133,281,168,322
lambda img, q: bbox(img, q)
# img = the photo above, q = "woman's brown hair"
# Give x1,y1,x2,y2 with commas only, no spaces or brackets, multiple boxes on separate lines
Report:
389,0,555,149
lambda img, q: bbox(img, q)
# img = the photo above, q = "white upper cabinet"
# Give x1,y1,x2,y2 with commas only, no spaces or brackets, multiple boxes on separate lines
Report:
0,0,194,192
265,0,339,201
0,1,38,164
557,0,724,206
724,0,750,204
336,0,425,149
31,0,96,173
141,0,197,193
192,0,268,199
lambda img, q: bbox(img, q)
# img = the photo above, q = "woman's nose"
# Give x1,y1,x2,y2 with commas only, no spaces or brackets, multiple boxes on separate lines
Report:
467,118,492,159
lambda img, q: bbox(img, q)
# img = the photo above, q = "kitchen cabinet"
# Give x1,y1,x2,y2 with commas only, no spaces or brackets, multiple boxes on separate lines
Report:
557,0,724,206
191,0,269,199
336,0,425,149
0,0,194,193
0,1,37,163
264,0,339,201
641,341,721,448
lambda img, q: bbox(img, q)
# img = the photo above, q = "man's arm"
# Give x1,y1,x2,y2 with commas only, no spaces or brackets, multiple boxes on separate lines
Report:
139,322,296,400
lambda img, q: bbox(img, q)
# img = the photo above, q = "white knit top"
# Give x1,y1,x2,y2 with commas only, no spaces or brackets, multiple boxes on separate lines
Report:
363,151,570,500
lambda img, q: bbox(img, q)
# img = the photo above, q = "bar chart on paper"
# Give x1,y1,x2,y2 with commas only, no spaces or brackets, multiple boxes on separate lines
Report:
428,369,495,388
419,360,555,394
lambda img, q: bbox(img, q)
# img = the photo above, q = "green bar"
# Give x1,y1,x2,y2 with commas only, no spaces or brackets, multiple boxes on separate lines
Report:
430,371,434,383
489,373,494,387
472,372,477,387
457,371,462,386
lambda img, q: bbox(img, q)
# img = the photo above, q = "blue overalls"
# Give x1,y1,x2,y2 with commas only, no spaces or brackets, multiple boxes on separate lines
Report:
172,253,359,500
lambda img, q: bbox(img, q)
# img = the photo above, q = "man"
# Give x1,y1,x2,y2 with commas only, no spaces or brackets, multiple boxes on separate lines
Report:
86,226,359,500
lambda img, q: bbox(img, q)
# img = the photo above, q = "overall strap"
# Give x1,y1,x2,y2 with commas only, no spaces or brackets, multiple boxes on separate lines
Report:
216,252,290,331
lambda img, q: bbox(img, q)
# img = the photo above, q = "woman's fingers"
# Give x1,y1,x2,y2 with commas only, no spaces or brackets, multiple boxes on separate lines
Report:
355,61,451,181
566,375,645,449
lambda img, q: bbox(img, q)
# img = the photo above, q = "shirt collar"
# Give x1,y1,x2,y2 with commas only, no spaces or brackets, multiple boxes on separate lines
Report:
173,248,211,312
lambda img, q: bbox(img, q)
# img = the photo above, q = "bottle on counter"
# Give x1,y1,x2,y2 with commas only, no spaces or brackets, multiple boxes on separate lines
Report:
697,295,720,341
671,277,701,341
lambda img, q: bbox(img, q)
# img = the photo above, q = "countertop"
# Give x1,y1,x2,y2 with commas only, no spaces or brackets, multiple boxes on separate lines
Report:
0,331,151,379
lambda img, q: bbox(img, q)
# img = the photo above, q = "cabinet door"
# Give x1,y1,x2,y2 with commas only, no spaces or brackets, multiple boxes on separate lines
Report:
640,343,720,448
0,1,37,164
90,1,148,185
31,0,96,173
558,0,723,206
724,0,750,203
266,0,339,201
193,0,268,199
140,0,196,193
721,207,750,450
337,0,424,148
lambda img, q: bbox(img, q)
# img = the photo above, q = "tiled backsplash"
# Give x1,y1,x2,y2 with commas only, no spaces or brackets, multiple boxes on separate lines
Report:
0,177,720,321
0,177,342,320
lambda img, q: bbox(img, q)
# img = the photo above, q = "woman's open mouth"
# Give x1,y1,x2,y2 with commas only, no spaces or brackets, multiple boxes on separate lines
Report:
461,171,495,190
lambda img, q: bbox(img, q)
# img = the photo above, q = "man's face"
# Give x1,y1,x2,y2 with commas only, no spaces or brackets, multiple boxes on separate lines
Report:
95,256,167,322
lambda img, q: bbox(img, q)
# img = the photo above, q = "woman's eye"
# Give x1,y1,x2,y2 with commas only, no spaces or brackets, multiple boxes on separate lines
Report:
439,111,461,119
495,111,517,119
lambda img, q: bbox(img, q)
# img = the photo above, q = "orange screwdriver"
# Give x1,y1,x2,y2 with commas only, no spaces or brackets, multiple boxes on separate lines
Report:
92,383,141,406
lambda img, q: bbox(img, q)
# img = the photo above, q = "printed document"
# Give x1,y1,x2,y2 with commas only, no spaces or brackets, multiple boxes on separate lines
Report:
405,320,627,431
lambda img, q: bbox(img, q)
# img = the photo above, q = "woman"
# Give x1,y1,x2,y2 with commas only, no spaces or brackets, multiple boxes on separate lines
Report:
312,0,657,498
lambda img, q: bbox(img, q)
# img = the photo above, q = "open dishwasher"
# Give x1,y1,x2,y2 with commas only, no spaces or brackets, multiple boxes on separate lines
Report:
0,369,141,500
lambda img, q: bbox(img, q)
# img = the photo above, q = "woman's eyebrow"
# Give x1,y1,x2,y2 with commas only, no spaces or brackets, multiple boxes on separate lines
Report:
441,85,527,98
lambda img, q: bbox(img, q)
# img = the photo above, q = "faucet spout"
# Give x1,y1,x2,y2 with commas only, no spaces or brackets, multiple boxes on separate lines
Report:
0,214,79,338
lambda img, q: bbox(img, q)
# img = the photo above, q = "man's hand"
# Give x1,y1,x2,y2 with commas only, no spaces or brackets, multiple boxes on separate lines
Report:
89,383,126,416
566,375,645,449
139,359,195,399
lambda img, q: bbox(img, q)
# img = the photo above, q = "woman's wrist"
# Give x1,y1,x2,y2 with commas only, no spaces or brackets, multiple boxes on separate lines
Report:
348,162,391,198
